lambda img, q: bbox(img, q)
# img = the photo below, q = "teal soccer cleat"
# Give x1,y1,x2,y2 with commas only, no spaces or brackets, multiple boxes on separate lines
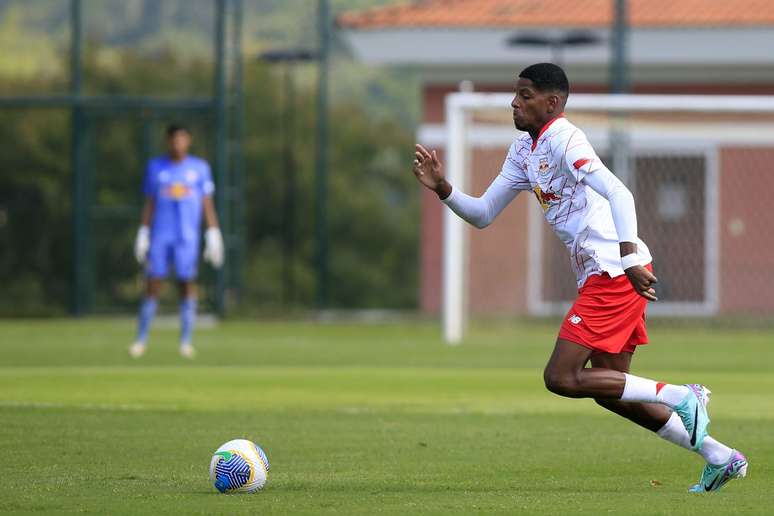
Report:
673,384,711,451
689,451,748,493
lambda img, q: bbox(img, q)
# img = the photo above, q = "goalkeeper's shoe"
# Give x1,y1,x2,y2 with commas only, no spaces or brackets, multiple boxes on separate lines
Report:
179,343,196,359
128,341,146,359
673,384,711,451
688,450,748,493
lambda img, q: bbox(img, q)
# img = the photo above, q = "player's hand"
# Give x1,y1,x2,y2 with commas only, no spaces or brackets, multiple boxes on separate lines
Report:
134,226,150,265
625,265,658,301
413,144,450,198
203,227,224,268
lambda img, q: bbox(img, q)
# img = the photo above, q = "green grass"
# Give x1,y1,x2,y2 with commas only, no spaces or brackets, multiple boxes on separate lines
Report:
0,319,772,515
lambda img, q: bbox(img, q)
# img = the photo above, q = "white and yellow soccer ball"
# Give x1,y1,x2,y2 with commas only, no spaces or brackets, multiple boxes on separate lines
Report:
209,439,270,493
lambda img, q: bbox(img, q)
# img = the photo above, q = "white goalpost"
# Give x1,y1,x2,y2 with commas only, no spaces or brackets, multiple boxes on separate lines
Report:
441,92,774,344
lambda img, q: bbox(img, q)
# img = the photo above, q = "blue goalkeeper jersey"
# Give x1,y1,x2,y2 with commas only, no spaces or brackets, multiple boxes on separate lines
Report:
143,155,214,244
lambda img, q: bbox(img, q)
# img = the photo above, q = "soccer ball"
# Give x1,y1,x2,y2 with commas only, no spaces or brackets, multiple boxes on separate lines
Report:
209,439,270,493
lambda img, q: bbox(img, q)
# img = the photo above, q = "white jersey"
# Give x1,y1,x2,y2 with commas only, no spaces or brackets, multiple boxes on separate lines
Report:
499,116,652,287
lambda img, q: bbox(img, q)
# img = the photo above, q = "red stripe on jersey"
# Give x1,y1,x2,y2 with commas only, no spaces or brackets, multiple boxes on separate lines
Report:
531,113,565,151
655,382,666,395
573,158,592,170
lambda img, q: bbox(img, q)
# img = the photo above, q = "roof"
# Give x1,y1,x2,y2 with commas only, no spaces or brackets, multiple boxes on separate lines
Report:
337,0,774,29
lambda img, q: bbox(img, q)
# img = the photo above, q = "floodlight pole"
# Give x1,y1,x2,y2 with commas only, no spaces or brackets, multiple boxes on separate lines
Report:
231,0,245,306
609,0,633,189
315,0,330,309
213,0,228,316
70,0,86,316
610,0,629,94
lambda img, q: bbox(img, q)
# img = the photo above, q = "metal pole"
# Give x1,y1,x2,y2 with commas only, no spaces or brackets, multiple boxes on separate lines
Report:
315,0,330,309
282,63,296,305
609,0,632,189
610,0,629,93
70,0,85,316
213,0,228,315
610,0,628,93
231,0,244,304
551,41,561,66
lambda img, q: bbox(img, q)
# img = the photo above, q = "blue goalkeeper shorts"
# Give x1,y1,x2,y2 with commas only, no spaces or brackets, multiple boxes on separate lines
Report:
146,239,199,281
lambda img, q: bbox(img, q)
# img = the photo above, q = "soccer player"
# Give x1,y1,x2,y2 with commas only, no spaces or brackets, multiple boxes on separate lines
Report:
412,63,747,492
130,124,224,359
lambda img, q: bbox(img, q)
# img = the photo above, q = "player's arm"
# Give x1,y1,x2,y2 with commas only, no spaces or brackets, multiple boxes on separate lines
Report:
203,195,219,229
580,167,658,301
412,144,519,229
134,197,154,265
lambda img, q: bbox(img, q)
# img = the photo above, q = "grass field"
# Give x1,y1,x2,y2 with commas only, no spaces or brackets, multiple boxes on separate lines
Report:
0,318,772,515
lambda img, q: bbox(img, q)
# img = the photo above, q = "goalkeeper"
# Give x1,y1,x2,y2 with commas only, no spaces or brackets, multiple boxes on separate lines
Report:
130,124,224,359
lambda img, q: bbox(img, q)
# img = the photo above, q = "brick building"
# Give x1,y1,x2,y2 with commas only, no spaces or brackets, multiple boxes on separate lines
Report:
338,0,774,317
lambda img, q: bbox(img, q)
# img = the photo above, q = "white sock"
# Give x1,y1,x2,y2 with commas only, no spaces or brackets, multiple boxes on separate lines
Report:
656,411,691,448
621,373,690,408
656,412,734,465
701,437,735,466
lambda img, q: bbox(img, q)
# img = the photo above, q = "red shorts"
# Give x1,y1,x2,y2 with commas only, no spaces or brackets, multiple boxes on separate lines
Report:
558,264,652,355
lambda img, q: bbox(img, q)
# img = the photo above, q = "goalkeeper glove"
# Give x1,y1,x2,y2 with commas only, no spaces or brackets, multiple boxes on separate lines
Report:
134,226,150,264
203,227,224,268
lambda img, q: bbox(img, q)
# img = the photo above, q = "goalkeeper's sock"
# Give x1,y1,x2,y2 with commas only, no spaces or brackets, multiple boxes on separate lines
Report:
136,297,158,344
179,297,197,346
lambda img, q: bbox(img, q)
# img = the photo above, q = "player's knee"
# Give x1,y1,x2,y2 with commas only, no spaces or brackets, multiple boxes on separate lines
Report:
543,368,579,397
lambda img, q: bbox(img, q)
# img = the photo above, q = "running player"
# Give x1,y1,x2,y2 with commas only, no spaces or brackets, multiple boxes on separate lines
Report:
130,124,224,359
411,63,747,492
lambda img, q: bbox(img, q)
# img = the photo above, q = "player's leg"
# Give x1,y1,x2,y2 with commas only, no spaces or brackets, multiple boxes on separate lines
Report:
130,243,169,358
590,351,746,492
543,338,708,450
178,280,197,358
175,242,199,359
130,279,162,358
590,351,670,432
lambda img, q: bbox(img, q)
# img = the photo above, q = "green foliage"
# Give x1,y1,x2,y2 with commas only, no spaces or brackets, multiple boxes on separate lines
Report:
0,108,71,314
0,46,418,313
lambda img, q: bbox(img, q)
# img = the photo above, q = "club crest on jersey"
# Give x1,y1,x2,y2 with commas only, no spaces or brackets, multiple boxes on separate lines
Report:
568,314,582,325
538,158,550,174
532,185,560,213
165,182,191,199
185,169,199,183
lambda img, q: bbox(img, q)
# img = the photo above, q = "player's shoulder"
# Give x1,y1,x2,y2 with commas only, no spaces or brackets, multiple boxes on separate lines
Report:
547,117,589,150
187,155,210,169
500,135,531,175
147,155,169,171
509,133,532,157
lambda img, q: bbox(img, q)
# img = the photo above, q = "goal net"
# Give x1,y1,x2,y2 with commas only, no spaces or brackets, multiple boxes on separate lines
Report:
429,93,774,344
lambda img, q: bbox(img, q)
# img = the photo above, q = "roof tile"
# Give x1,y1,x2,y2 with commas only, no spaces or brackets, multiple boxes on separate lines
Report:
337,0,774,29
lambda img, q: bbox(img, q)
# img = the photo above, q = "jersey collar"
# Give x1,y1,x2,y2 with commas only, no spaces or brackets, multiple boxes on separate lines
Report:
531,113,565,151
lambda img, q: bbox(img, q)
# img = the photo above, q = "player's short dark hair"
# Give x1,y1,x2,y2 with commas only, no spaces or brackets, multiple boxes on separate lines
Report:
166,124,190,138
518,63,570,96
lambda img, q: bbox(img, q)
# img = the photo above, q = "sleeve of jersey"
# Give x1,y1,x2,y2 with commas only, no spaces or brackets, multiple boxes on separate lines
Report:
580,163,639,244
201,162,215,196
562,129,603,183
441,142,530,229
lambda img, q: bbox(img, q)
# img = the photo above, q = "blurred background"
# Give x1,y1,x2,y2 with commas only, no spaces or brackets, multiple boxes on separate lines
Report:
0,0,418,317
1,0,773,328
